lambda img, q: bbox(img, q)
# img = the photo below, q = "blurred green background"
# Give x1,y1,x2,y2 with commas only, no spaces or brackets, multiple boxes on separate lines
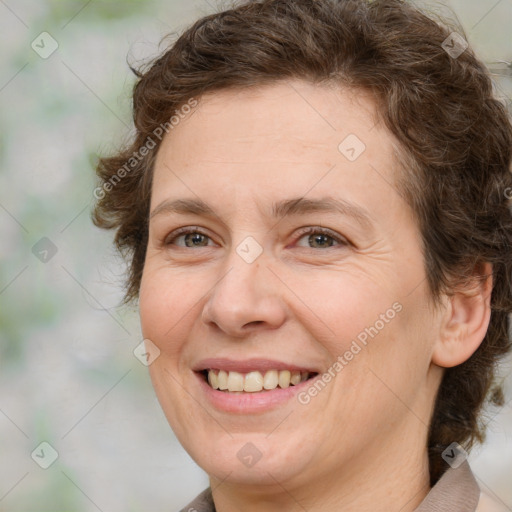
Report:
0,0,511,510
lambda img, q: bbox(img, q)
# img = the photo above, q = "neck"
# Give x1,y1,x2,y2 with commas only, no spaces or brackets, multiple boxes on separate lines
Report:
210,423,431,512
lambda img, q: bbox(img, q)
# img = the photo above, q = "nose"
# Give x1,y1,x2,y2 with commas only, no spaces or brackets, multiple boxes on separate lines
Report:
201,249,287,338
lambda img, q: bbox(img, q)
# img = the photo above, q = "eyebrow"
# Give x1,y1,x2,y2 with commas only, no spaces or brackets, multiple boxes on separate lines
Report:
150,196,374,231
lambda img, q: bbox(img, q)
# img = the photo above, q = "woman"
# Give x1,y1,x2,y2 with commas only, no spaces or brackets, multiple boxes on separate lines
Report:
92,0,512,510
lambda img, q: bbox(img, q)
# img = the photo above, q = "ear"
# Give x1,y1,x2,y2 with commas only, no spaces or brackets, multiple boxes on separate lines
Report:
431,261,493,368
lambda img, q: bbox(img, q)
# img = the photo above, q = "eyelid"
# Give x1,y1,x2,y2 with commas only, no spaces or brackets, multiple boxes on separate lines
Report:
163,226,217,246
292,226,349,247
163,225,349,249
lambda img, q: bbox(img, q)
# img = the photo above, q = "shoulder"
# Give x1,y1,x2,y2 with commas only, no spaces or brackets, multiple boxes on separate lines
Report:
178,487,215,512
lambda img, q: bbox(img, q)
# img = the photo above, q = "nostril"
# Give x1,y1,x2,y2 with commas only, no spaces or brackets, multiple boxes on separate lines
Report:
245,321,264,328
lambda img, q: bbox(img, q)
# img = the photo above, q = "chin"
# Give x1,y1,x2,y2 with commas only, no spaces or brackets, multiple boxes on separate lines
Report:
179,429,319,487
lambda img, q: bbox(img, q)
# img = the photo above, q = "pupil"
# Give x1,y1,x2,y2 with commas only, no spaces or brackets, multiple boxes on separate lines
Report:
184,233,333,248
186,233,207,247
311,234,331,248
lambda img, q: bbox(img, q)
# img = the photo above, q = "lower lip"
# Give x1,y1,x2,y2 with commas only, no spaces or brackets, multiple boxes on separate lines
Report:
195,372,317,414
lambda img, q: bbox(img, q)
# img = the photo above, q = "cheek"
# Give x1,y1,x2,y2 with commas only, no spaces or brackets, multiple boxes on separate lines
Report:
291,267,402,351
305,268,434,410
138,270,205,438
138,267,202,356
344,285,436,424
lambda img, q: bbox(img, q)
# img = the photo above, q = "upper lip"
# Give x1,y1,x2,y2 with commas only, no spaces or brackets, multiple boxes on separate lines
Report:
193,358,320,374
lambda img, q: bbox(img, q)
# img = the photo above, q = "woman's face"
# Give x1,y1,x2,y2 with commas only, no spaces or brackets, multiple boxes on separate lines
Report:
139,80,443,491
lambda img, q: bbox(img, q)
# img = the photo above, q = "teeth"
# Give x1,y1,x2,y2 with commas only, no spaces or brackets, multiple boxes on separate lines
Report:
263,370,278,390
290,371,301,386
206,369,310,392
244,371,263,392
278,370,291,389
227,371,244,392
208,371,218,390
217,370,228,390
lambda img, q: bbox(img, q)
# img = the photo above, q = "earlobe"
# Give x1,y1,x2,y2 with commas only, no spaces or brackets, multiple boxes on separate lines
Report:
431,262,493,368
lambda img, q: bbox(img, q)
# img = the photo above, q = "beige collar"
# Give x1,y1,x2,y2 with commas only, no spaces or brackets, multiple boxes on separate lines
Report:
414,460,480,511
181,460,482,512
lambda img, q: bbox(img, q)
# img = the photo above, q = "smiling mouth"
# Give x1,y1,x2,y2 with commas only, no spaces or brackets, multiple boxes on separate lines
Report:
201,369,319,393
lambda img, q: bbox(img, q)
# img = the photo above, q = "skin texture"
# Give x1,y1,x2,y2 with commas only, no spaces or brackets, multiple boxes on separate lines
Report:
139,80,492,512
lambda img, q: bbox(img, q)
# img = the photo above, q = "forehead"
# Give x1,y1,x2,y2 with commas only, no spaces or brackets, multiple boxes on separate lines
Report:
151,79,405,222
156,80,381,164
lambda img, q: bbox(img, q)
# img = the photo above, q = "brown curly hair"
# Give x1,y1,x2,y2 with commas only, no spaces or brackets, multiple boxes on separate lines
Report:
92,0,512,485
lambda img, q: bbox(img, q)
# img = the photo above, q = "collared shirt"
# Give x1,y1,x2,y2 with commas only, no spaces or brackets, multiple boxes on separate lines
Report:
178,461,508,511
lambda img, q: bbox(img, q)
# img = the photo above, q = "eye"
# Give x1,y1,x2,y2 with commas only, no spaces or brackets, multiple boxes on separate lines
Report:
163,226,349,250
164,227,215,248
294,227,349,249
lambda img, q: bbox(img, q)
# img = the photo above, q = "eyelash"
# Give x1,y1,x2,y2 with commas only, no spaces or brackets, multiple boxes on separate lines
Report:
163,226,349,249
